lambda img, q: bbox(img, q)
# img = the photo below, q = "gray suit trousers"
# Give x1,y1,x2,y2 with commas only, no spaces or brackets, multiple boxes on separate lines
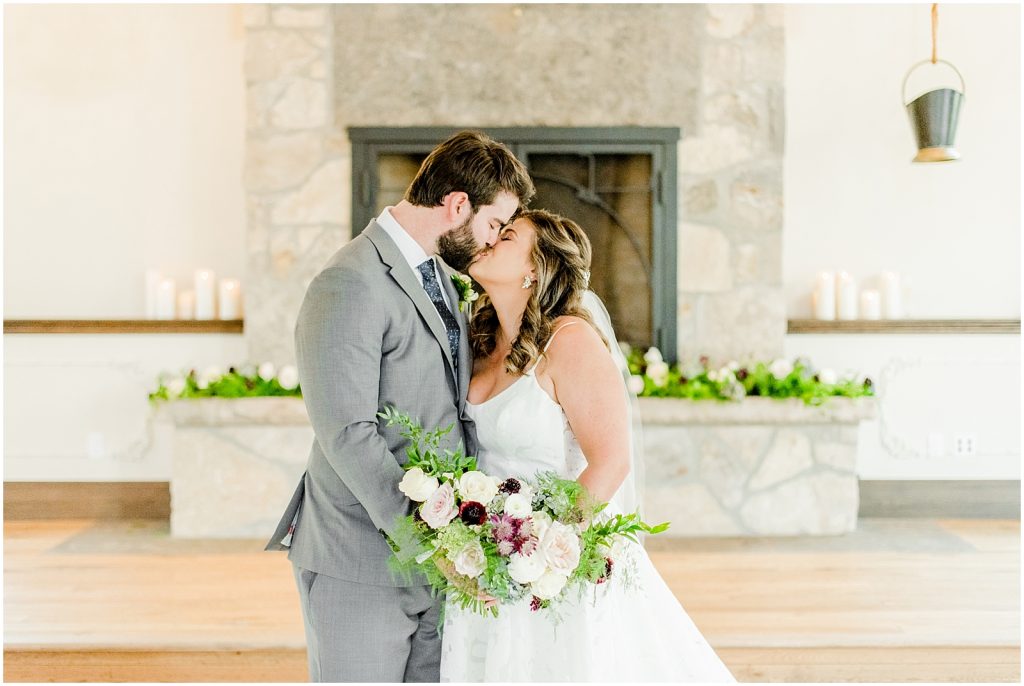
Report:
293,563,442,682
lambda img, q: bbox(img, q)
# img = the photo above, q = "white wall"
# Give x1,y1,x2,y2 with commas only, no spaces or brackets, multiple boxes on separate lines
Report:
3,4,246,318
783,4,1020,480
784,3,1020,317
3,5,248,481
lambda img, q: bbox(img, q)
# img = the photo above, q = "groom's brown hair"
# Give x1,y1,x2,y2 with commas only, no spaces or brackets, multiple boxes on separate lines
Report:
405,130,535,211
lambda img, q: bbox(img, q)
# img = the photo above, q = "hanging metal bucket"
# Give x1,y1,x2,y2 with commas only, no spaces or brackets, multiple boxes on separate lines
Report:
902,58,965,162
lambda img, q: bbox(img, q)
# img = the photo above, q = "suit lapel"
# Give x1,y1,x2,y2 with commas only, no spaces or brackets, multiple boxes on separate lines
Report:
365,222,457,384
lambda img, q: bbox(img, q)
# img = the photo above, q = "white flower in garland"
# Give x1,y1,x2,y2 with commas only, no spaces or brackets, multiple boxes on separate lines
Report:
166,376,186,398
769,358,793,380
278,364,300,390
196,365,224,390
627,374,645,395
643,347,664,365
647,361,670,388
818,368,838,385
258,362,276,382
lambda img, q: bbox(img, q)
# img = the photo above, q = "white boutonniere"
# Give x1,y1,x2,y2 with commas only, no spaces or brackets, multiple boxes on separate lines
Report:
450,273,479,313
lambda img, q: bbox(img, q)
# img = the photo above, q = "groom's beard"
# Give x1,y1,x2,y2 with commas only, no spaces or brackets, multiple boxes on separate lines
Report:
436,212,481,273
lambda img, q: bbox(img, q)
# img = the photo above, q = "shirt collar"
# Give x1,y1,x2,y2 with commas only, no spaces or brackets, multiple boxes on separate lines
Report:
376,206,432,272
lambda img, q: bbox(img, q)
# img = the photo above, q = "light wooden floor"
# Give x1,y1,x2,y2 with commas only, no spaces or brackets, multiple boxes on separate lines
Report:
4,517,1020,682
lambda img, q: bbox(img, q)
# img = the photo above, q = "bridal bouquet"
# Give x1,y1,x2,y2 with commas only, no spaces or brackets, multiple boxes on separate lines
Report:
378,406,668,620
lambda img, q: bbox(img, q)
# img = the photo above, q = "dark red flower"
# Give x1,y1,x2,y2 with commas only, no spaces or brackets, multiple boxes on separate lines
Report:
499,478,522,494
597,556,614,584
529,596,543,612
459,500,487,526
699,355,710,367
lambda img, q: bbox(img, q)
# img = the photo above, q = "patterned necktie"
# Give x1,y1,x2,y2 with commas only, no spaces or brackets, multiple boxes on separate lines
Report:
416,259,460,369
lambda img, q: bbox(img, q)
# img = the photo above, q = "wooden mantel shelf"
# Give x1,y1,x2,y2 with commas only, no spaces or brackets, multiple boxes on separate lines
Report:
3,319,244,334
788,318,1020,334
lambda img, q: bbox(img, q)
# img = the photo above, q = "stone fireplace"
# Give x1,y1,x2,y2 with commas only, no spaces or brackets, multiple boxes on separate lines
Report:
242,3,786,367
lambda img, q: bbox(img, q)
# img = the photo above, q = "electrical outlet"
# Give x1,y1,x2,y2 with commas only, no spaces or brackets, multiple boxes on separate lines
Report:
953,433,977,457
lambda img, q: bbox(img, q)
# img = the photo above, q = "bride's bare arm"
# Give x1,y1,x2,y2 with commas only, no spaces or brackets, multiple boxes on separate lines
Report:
543,318,631,504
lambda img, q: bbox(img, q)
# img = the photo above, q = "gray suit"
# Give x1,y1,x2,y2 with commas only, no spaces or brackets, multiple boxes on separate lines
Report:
266,219,476,682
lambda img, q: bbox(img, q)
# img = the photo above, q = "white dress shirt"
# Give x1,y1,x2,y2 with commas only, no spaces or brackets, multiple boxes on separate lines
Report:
376,206,454,313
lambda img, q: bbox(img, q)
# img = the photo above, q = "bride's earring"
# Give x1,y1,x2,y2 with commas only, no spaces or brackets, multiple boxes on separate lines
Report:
521,275,533,289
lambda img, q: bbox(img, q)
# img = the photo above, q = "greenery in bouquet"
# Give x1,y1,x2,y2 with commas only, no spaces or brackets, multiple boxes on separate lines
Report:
378,407,668,622
147,362,301,403
621,344,874,407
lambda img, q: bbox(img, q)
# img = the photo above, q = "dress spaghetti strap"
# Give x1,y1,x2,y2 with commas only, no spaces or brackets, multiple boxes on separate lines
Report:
525,321,581,375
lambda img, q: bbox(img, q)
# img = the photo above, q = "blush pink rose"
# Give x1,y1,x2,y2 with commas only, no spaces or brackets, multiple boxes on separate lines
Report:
420,482,458,529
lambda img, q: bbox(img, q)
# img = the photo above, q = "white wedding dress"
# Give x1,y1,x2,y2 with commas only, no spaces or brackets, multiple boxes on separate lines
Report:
439,326,737,682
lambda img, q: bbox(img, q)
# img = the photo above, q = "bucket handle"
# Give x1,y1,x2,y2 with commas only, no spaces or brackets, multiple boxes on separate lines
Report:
902,58,966,106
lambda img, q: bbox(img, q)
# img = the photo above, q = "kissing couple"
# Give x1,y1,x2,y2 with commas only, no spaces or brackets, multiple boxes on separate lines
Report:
267,130,735,683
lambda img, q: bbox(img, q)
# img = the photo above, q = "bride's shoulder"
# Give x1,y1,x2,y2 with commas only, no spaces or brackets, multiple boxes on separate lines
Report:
543,315,606,363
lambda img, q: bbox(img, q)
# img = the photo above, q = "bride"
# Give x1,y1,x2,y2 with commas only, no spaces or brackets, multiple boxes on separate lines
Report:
438,208,737,682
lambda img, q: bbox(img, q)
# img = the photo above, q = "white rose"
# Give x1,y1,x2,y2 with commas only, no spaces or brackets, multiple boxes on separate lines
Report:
451,540,487,578
166,376,186,397
627,375,645,395
647,361,670,388
420,482,458,529
717,367,736,383
398,467,440,502
258,362,276,381
707,369,719,382
540,521,582,576
278,365,299,390
643,347,664,365
618,341,633,358
727,360,740,371
504,493,533,517
770,358,793,380
507,551,547,584
531,569,569,600
456,471,499,506
818,368,838,385
530,510,553,543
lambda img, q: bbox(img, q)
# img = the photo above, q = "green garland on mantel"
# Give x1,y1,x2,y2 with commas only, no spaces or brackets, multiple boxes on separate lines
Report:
148,347,874,408
624,345,874,407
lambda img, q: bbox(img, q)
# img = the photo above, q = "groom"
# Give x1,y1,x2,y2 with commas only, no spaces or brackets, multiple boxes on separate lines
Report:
266,130,535,682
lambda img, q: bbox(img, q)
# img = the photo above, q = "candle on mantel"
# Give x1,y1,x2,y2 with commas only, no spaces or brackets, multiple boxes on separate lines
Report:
195,269,216,320
881,271,902,319
812,271,836,320
177,290,196,320
836,270,858,320
860,289,881,320
218,278,242,320
156,278,177,320
145,269,163,320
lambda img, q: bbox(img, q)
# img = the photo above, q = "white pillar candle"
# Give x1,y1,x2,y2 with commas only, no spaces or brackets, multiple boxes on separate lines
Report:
860,289,881,320
177,290,196,320
836,270,858,320
812,271,836,320
881,271,902,319
194,269,217,320
145,269,163,319
156,278,177,320
218,278,242,320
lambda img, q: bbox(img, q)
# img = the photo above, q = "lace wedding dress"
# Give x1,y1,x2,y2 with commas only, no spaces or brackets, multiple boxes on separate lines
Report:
439,324,737,682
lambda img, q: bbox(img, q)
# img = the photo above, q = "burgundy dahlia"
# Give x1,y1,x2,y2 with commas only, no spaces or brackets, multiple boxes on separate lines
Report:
499,478,522,494
736,368,748,381
459,500,487,526
529,596,543,612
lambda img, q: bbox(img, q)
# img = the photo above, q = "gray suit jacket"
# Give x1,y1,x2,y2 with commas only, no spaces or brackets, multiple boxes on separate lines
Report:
265,220,477,588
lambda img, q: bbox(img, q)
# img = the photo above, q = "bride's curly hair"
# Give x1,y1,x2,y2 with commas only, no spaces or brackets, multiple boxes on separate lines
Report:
470,208,609,375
